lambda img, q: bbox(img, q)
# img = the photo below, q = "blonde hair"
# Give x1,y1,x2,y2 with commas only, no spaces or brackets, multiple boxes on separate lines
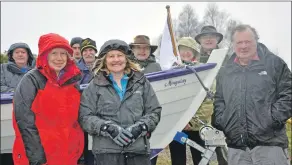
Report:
92,52,141,76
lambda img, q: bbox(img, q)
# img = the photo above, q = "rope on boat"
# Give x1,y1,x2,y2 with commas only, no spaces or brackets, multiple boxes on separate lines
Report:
185,65,214,100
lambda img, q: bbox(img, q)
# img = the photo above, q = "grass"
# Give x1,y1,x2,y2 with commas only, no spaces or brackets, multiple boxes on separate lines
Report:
156,146,218,165
156,123,292,165
286,122,291,161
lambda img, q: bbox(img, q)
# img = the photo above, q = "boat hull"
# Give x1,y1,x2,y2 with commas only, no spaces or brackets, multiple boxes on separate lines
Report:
1,49,228,155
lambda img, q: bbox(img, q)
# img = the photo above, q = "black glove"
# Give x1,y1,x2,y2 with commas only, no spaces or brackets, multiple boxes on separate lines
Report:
125,122,148,143
100,121,133,147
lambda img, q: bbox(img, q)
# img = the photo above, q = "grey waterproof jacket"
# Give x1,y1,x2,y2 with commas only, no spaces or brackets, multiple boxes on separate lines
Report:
78,71,162,154
212,43,292,150
1,43,35,93
1,62,34,92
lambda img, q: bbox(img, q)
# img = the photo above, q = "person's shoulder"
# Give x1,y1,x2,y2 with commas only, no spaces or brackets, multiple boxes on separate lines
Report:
258,43,288,69
147,62,162,71
132,70,145,78
26,68,41,77
1,63,8,67
22,69,46,85
0,63,8,71
131,70,149,84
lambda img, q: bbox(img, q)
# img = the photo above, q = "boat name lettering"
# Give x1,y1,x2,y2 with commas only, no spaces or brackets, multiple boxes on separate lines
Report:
164,79,186,87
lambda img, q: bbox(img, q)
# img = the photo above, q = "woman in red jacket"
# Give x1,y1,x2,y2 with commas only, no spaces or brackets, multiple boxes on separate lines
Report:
12,33,84,165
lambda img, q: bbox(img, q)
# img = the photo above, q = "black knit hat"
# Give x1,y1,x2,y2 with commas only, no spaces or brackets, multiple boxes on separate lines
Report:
80,38,98,54
70,37,83,47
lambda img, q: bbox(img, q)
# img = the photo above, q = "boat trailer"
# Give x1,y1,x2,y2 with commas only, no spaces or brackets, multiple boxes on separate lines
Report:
173,117,227,165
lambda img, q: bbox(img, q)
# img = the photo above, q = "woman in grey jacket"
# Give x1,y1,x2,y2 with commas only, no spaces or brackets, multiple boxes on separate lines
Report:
1,42,35,93
78,39,162,165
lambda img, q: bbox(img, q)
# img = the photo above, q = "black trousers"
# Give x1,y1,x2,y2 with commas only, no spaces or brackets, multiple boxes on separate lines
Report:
1,153,14,165
94,153,151,165
78,132,95,165
150,156,158,165
169,131,207,165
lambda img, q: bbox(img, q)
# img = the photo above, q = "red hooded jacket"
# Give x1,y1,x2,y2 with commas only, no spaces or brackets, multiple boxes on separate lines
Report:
12,33,84,165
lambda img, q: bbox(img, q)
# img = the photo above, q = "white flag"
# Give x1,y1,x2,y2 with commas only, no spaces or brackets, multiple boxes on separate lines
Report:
159,19,181,70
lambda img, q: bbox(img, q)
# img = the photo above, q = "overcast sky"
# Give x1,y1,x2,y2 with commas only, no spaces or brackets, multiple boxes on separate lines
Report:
1,2,291,69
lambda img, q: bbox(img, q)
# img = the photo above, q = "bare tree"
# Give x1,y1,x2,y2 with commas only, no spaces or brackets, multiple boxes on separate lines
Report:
202,3,230,35
225,18,241,42
201,2,232,48
153,33,163,57
176,4,200,39
224,18,241,54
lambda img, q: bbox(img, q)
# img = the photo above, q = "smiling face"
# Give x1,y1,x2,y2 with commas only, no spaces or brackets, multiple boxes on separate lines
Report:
12,48,29,67
82,47,96,64
132,45,151,60
179,46,196,62
48,48,68,73
199,34,218,51
105,50,127,74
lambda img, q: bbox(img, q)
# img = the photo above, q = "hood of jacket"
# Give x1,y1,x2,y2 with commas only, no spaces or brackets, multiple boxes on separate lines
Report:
7,42,35,67
36,33,81,85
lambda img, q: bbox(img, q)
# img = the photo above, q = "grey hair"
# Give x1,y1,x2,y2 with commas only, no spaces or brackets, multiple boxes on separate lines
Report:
230,24,259,42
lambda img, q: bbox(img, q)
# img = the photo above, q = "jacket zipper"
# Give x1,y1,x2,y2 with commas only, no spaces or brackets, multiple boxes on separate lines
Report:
243,68,248,145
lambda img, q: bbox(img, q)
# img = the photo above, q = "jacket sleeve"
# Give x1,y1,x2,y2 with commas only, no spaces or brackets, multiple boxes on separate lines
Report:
13,74,47,164
78,81,106,136
211,70,226,131
139,78,162,132
1,64,14,93
271,59,292,124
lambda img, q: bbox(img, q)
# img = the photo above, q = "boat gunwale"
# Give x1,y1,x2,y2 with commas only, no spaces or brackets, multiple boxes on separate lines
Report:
0,63,216,104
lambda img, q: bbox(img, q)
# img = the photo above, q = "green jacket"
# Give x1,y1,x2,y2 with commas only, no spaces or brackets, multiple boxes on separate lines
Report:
187,52,214,131
189,81,215,131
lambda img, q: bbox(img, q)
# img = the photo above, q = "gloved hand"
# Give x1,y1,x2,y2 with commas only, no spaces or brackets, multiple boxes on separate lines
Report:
124,122,148,144
100,121,133,147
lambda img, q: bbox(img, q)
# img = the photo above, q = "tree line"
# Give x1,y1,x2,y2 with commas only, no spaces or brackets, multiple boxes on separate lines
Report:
1,51,8,64
1,3,240,64
155,2,242,56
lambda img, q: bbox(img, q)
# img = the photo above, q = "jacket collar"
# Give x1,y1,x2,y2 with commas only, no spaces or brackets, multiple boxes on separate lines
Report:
94,70,145,87
6,62,33,74
77,58,90,71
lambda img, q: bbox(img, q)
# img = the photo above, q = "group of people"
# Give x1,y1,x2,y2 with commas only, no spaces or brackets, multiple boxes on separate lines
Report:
1,23,291,165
